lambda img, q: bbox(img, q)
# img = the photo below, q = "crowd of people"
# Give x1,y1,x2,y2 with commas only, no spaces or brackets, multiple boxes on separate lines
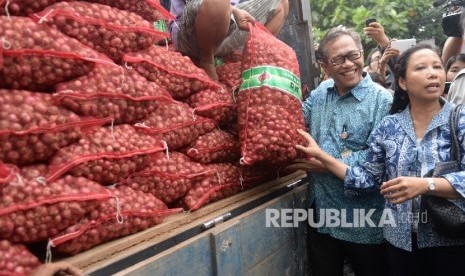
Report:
292,7,465,276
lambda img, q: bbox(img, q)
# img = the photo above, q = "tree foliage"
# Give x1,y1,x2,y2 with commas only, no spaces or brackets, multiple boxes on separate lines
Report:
310,0,447,53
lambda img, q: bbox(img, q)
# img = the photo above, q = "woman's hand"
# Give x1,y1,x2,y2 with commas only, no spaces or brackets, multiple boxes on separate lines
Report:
380,177,428,204
232,7,255,31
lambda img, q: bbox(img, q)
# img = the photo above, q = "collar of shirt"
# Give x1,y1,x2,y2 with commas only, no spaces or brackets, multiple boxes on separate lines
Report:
396,98,453,143
326,72,373,102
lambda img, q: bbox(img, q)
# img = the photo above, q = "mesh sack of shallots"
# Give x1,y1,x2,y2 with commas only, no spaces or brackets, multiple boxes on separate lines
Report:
123,45,221,99
50,185,182,255
31,2,168,63
0,0,60,16
89,0,174,22
237,24,307,165
0,240,41,276
48,124,167,185
1,0,173,22
222,50,242,63
239,164,279,188
216,61,242,89
134,101,216,150
0,89,110,165
0,16,108,92
54,63,173,124
0,162,17,193
184,129,241,164
0,164,113,243
121,151,213,205
183,163,245,211
185,85,237,125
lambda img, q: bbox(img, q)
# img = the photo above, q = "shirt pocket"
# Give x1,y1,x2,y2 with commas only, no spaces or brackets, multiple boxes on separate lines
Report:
345,120,373,149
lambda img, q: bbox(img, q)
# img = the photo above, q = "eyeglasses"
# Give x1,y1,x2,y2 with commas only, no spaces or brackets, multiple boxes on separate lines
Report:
329,50,363,66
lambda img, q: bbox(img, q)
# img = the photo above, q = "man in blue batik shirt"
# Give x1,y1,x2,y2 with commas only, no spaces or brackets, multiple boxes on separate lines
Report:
291,26,392,276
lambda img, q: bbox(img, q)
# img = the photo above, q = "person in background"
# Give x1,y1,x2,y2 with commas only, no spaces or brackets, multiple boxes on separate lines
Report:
168,0,289,80
447,11,465,104
31,261,82,276
364,48,382,73
441,36,463,65
295,43,465,276
369,71,388,89
364,21,400,90
445,53,465,82
288,25,392,276
443,54,465,98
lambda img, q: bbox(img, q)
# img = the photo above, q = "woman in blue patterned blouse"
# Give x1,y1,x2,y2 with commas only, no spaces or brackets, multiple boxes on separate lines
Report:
296,43,465,276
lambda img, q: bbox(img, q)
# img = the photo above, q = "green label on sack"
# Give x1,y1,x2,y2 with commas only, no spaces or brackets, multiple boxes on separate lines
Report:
239,66,302,101
154,20,168,32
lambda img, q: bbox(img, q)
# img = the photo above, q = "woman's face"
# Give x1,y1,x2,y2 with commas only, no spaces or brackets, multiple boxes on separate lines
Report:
446,59,465,82
398,49,445,103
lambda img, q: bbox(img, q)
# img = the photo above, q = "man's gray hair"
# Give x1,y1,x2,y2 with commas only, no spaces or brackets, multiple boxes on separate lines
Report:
318,25,363,63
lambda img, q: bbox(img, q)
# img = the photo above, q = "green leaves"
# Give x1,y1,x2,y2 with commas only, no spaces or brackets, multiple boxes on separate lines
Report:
310,0,446,50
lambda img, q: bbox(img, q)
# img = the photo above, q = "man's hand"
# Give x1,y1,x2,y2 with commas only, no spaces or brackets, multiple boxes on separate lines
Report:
295,129,324,158
286,158,330,173
231,7,255,31
31,262,83,276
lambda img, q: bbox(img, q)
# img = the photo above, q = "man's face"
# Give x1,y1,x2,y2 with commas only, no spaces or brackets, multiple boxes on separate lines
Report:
321,35,364,94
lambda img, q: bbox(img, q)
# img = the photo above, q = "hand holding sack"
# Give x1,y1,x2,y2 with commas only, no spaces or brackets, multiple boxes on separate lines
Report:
237,24,307,165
